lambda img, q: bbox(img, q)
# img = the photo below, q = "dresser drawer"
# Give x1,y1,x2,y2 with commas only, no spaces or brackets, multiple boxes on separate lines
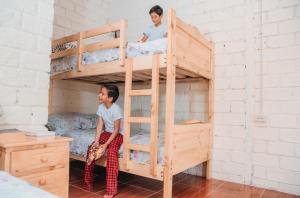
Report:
21,168,68,198
10,146,68,176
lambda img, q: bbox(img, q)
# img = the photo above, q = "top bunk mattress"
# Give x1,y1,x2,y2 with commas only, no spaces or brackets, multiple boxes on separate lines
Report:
51,38,167,75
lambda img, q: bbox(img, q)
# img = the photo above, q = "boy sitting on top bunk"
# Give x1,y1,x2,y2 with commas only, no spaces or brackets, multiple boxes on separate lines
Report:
84,85,124,198
140,5,167,42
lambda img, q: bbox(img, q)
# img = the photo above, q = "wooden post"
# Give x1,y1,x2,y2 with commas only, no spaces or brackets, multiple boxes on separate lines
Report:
119,19,128,66
150,54,160,176
163,9,176,198
77,32,82,72
123,58,133,170
48,79,53,115
206,42,214,179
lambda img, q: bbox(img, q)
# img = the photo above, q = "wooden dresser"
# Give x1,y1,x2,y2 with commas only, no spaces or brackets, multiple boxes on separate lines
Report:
0,132,72,198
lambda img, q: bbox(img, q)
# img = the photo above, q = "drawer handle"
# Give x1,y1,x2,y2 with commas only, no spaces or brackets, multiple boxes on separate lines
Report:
38,178,47,186
40,157,48,163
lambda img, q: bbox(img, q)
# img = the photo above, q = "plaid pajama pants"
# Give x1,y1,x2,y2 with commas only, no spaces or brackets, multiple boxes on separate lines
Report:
84,132,123,196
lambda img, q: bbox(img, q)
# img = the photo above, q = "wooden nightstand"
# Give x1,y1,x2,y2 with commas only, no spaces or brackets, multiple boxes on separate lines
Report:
0,132,72,198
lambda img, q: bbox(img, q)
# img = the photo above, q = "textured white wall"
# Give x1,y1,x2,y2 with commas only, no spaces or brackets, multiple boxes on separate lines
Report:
0,0,54,132
251,0,300,194
52,0,110,39
51,80,99,114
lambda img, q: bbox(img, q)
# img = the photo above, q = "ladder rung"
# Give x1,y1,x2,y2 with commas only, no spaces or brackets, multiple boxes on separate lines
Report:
130,89,152,96
128,117,151,123
128,144,150,152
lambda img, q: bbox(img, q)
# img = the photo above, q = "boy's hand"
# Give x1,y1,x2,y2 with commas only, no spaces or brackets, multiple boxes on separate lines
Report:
100,144,108,152
91,141,99,148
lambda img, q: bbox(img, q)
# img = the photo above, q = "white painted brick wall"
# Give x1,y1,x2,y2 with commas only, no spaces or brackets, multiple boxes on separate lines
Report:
268,141,294,156
51,80,99,114
280,129,300,143
0,0,54,132
280,156,300,172
254,165,267,179
252,0,300,195
253,140,268,153
267,168,300,186
52,0,109,39
296,145,300,157
253,153,279,168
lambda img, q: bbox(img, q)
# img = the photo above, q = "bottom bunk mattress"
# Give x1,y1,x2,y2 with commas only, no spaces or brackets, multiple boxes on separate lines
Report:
55,129,165,165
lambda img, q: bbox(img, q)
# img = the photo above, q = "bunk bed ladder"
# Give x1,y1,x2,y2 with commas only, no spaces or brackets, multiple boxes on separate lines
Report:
123,55,160,177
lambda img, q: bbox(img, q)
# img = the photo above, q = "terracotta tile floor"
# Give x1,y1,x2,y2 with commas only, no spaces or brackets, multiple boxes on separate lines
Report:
68,161,299,198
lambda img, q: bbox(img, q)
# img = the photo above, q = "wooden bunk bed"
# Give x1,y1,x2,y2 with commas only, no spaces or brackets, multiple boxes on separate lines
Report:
49,9,214,198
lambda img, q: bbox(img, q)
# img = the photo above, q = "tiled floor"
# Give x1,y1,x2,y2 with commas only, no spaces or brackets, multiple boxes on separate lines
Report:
68,161,299,198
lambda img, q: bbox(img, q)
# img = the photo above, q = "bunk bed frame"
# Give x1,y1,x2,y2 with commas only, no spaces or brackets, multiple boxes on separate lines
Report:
49,9,214,198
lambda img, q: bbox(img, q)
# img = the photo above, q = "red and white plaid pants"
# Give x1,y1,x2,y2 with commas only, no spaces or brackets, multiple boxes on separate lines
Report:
84,132,123,196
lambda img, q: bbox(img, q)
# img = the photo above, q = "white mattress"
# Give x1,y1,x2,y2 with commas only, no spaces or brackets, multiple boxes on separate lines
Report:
51,38,167,75
55,129,164,165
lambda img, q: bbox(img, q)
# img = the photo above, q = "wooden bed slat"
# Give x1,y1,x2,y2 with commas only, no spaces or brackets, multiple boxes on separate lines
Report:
130,89,152,96
176,56,212,79
139,71,152,78
69,154,163,181
50,48,77,60
104,75,124,82
82,38,120,53
175,26,212,79
126,160,163,180
128,144,150,152
176,68,198,78
52,34,78,47
128,116,151,123
81,21,121,39
132,73,151,81
176,16,212,50
172,123,211,175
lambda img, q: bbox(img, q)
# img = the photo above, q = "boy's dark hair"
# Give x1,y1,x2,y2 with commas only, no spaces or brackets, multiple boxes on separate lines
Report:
103,85,119,103
149,5,163,16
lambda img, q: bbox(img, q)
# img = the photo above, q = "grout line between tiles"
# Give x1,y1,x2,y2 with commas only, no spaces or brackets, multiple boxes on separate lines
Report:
259,189,266,198
204,181,225,198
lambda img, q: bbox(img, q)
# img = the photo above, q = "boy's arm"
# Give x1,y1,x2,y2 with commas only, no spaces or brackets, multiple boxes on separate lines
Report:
101,119,121,149
93,117,104,146
139,34,148,42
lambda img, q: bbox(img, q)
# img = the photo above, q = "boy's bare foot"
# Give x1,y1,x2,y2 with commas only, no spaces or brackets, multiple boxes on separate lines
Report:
103,194,115,198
